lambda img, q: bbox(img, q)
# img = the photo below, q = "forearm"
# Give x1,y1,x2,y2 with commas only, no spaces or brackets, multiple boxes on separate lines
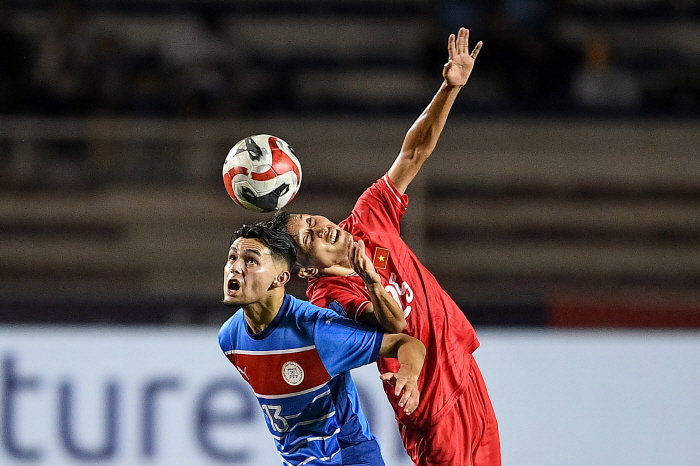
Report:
364,281,406,333
349,238,406,332
394,336,426,380
389,80,462,193
388,27,480,194
403,80,462,157
378,333,425,415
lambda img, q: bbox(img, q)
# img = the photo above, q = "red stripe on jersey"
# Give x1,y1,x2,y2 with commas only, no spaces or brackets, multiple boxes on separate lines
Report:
227,347,330,397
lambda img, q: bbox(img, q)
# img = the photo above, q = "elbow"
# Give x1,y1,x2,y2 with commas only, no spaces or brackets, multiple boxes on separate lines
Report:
407,147,433,166
417,340,427,360
385,317,407,334
399,145,432,166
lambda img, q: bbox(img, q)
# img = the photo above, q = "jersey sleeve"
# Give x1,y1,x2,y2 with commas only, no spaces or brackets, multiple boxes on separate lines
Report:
308,275,370,321
347,174,408,235
217,315,235,353
312,310,383,378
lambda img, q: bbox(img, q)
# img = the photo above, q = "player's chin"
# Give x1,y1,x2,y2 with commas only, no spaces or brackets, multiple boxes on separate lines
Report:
222,295,243,308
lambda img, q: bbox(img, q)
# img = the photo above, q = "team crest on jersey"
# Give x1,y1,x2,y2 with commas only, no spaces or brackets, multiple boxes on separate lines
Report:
281,361,304,386
372,247,390,269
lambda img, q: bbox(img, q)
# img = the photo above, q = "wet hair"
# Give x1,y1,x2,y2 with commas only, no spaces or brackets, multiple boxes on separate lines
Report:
231,219,297,271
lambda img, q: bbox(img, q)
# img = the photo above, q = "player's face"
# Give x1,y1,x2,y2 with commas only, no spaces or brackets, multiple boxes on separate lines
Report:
222,237,285,307
287,214,352,269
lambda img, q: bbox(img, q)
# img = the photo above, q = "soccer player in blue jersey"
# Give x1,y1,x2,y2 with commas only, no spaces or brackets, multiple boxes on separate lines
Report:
218,221,426,466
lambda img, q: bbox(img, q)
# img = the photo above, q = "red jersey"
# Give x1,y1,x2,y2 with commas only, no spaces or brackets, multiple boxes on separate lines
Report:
307,174,480,428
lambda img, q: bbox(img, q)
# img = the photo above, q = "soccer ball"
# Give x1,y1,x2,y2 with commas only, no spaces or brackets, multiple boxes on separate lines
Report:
222,134,302,213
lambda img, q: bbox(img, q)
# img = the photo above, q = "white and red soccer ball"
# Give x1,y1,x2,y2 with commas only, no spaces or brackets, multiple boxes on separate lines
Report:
222,134,302,213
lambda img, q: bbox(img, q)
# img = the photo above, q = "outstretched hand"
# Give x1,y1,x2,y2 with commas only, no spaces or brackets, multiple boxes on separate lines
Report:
380,370,420,415
347,239,381,288
443,27,482,87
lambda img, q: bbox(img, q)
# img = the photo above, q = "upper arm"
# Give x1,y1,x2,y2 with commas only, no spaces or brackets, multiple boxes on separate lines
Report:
387,150,421,195
387,81,462,194
314,314,383,375
378,332,411,359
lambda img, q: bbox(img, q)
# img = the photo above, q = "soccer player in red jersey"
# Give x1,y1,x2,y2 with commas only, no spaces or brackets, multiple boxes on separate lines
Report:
269,27,500,466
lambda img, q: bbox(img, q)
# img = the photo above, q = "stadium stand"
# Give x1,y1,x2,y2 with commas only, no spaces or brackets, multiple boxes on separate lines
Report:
1,0,699,325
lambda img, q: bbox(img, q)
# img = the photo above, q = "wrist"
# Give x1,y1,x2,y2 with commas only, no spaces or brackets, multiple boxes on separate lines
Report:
398,365,420,380
444,81,465,91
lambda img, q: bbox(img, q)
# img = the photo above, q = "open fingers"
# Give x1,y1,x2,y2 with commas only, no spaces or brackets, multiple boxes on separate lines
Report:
447,33,456,60
395,379,419,415
347,239,355,263
457,27,469,55
450,27,483,59
379,372,396,385
394,377,406,398
381,373,420,415
355,239,365,259
400,385,420,415
351,239,366,268
471,40,483,59
347,238,361,264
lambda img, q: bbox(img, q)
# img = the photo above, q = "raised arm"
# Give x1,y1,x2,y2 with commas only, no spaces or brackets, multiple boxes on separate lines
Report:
378,332,426,415
348,238,406,333
387,27,482,194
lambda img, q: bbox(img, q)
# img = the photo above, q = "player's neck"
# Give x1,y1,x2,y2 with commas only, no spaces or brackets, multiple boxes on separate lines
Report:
242,291,285,334
317,263,355,277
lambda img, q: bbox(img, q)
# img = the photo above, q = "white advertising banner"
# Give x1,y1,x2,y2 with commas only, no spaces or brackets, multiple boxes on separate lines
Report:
1,327,700,466
0,326,410,466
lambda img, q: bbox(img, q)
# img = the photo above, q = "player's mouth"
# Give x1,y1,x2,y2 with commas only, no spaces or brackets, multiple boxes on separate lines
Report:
226,278,241,295
330,229,339,244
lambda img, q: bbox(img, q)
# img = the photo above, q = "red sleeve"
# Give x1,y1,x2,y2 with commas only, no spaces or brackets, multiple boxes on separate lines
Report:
311,175,408,321
307,275,371,321
345,174,408,235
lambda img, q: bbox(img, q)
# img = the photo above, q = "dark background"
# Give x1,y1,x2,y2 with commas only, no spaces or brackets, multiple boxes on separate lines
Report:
1,0,699,328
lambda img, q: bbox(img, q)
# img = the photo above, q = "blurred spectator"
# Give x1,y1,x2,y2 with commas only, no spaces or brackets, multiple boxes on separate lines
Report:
157,6,247,117
0,0,693,119
570,35,642,114
473,0,578,112
90,33,131,115
31,0,93,115
125,54,171,117
0,0,33,114
26,0,94,186
438,0,490,38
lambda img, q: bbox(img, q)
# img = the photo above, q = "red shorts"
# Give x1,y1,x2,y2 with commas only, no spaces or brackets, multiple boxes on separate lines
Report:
397,355,500,466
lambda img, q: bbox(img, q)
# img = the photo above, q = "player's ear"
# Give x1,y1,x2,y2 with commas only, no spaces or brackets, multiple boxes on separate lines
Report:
272,270,290,288
297,267,318,278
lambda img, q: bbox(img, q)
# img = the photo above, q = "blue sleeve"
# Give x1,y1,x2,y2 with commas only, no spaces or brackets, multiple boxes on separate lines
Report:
313,311,383,377
218,316,235,353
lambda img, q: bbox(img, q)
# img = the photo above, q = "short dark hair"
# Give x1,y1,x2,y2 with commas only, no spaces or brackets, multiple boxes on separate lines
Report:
231,220,297,270
267,210,292,233
267,210,311,270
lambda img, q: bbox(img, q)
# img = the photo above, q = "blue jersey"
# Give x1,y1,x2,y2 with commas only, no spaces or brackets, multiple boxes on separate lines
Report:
218,294,385,466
